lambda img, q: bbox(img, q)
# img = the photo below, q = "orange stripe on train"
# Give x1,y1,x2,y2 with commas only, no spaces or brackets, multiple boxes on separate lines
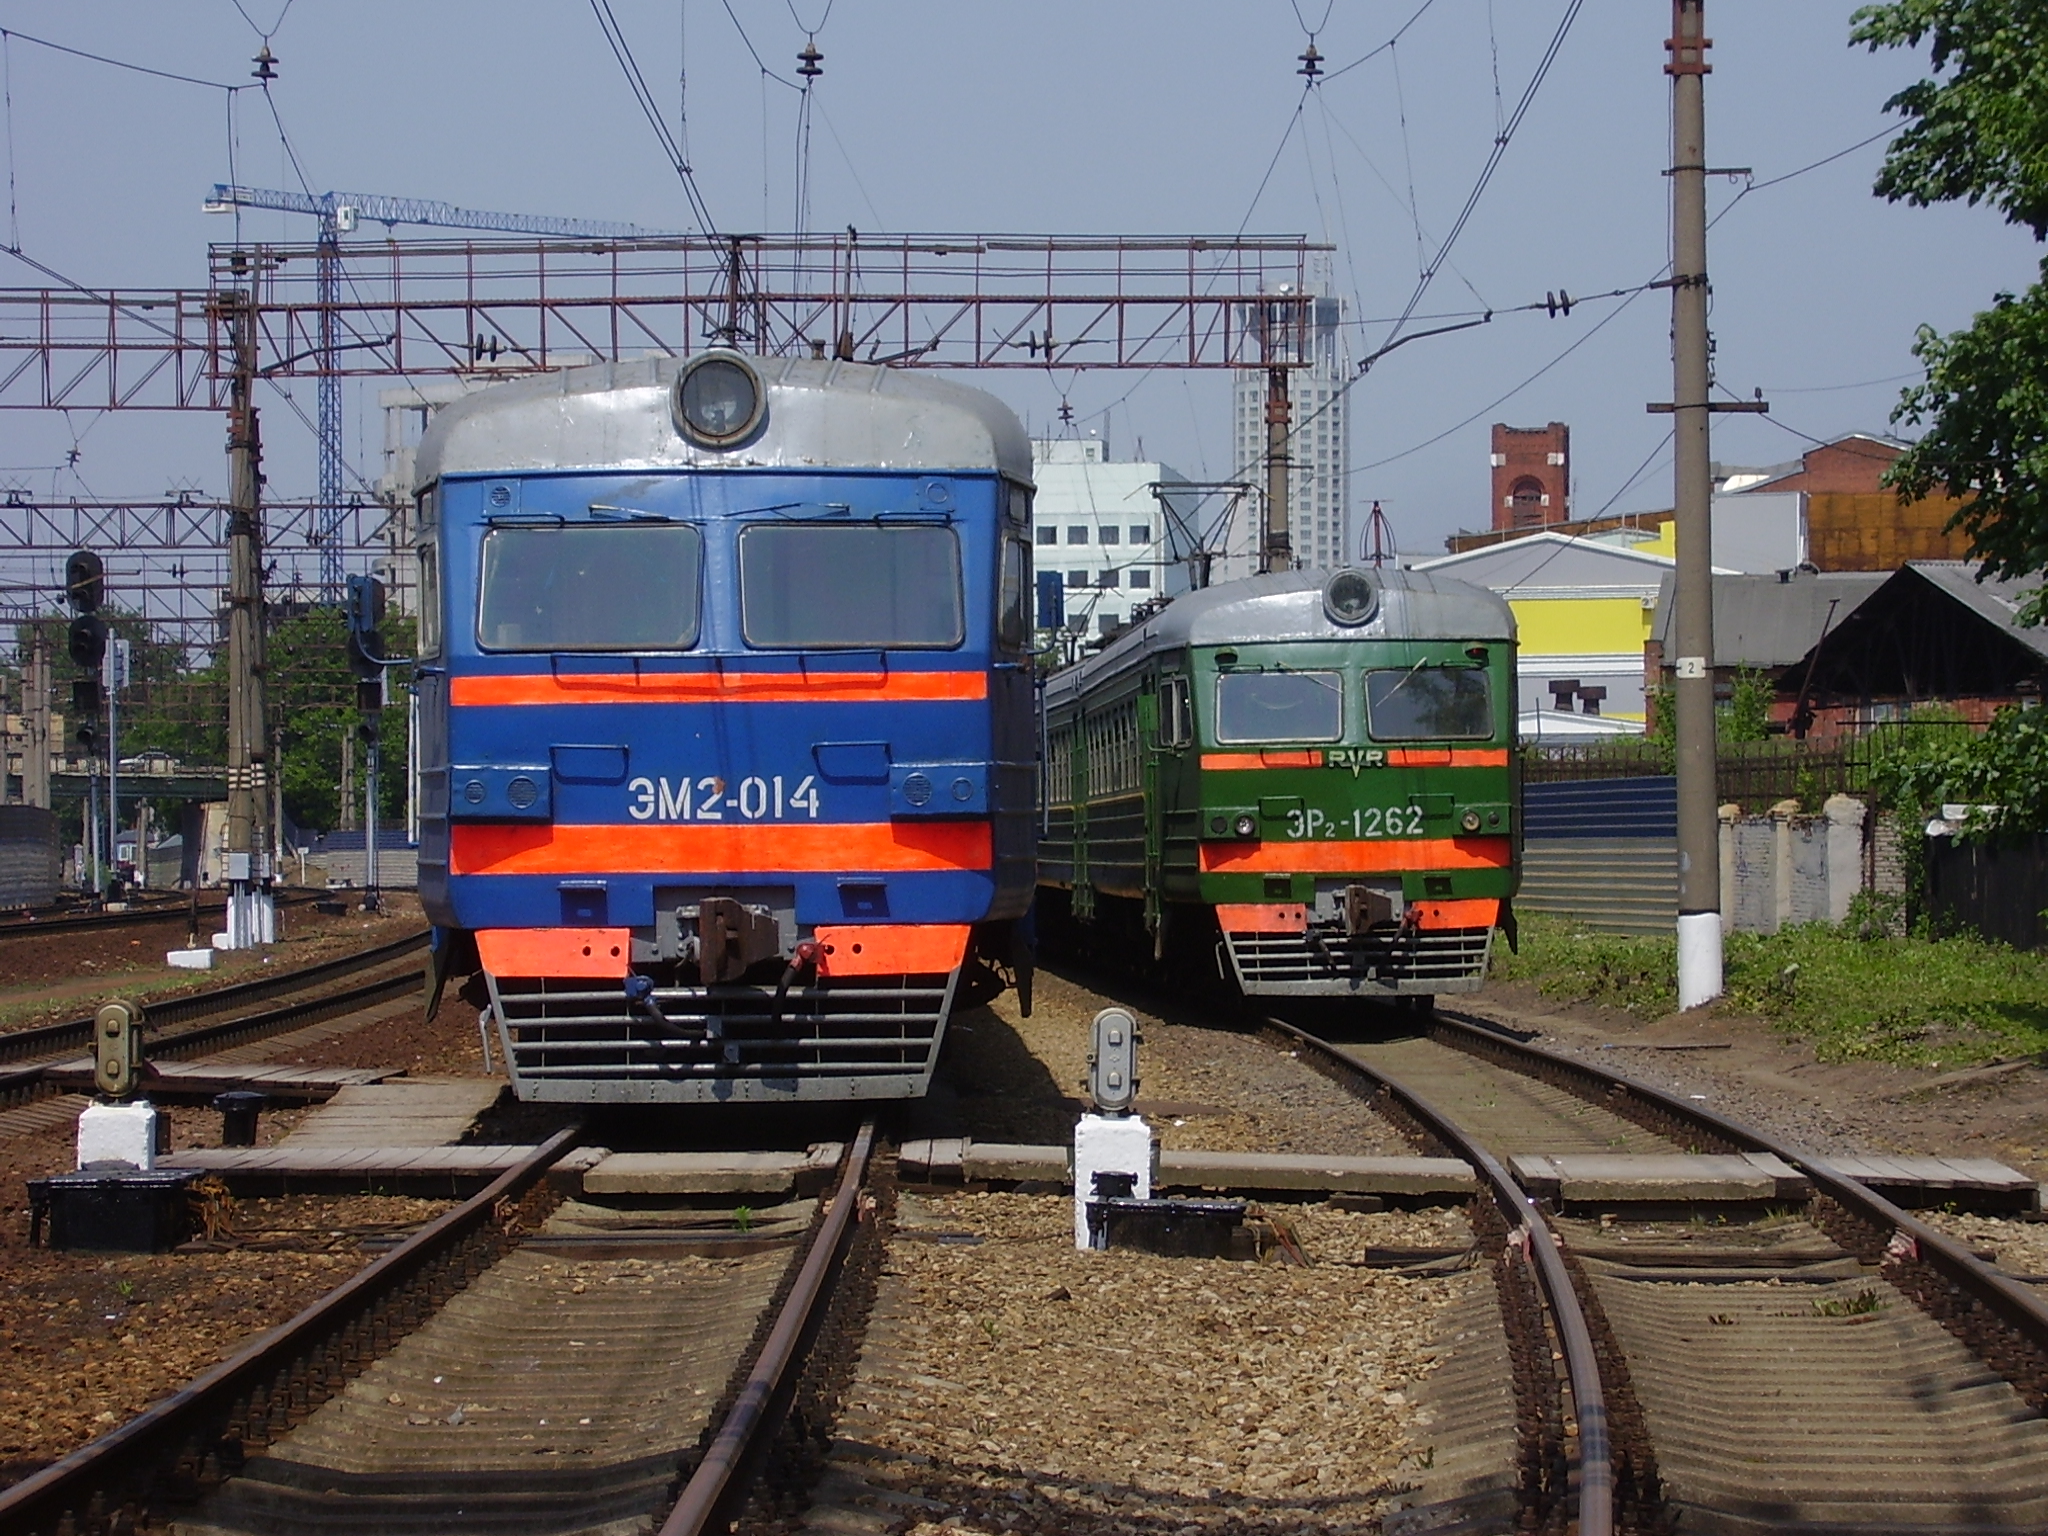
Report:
1387,748,1509,768
476,927,630,978
450,820,992,877
450,670,987,706
1216,897,1501,932
1199,751,1324,770
1198,836,1512,875
814,923,970,976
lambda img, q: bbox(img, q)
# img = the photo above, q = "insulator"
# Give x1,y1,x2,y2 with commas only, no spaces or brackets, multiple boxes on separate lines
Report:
798,40,823,79
1298,43,1322,79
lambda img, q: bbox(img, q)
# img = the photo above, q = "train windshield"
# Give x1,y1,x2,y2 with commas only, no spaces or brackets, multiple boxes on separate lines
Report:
1364,664,1493,740
477,523,702,651
739,523,963,648
1213,669,1343,743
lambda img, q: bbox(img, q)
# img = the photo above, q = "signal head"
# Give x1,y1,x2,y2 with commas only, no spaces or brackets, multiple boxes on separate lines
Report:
65,550,104,612
68,613,108,669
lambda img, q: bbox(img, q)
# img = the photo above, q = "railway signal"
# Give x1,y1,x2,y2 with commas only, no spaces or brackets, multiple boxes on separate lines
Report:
64,549,109,891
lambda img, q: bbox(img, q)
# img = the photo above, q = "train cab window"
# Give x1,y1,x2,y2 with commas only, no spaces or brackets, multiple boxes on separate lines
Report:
1213,669,1343,744
739,523,963,648
1364,664,1494,741
415,543,443,659
998,536,1032,651
477,523,702,651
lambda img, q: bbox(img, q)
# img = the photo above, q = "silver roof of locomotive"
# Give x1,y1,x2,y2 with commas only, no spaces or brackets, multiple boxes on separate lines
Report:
413,353,1033,487
1044,567,1516,706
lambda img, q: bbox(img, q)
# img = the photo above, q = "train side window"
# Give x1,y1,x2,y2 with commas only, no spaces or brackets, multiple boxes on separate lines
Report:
1213,670,1342,744
415,543,443,659
1158,675,1191,748
739,523,964,648
1364,664,1493,740
477,523,702,651
998,536,1032,651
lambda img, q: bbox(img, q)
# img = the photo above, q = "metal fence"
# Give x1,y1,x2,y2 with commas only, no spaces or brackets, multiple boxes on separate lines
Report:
1521,721,1985,812
1519,777,1677,936
1926,834,2048,952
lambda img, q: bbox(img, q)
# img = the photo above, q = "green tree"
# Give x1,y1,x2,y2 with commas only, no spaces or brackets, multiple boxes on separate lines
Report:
1721,666,1775,744
1854,1,2048,619
266,606,414,834
1872,704,2048,836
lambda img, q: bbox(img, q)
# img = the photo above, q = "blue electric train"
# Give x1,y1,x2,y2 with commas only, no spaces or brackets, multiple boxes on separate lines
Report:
414,352,1038,1103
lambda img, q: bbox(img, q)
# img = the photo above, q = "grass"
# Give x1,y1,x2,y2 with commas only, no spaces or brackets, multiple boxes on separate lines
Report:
1494,911,2048,1068
1812,1288,1886,1318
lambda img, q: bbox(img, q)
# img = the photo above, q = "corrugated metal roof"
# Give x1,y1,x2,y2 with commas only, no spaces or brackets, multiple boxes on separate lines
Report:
1651,569,1888,668
415,353,1034,486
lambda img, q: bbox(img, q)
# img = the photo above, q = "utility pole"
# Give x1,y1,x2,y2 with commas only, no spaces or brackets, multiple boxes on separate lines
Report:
1667,0,1728,1009
221,278,275,947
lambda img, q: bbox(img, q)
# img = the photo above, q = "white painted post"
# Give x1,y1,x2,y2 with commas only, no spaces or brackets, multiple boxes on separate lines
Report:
1824,794,1867,925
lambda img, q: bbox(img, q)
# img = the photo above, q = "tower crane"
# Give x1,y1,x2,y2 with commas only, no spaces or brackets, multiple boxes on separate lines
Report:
204,184,676,602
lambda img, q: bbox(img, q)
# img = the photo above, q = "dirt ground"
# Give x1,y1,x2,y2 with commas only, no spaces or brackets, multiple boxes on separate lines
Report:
921,970,1411,1157
0,950,491,1489
1463,978,2048,1182
0,894,430,1035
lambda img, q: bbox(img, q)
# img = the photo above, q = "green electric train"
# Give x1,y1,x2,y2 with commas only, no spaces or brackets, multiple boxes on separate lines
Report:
1037,567,1519,1001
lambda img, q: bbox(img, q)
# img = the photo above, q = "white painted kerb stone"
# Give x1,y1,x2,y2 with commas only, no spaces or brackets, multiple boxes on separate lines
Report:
78,1099,158,1171
1073,1112,1152,1250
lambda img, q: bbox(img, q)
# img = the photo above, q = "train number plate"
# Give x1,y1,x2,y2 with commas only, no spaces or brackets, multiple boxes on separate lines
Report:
1283,806,1425,839
626,774,822,822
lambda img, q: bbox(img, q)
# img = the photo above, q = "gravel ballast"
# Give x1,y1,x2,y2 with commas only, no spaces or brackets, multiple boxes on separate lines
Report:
805,1191,1473,1535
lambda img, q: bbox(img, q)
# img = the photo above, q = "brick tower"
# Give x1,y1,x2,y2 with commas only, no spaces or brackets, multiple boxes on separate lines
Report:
1490,422,1569,531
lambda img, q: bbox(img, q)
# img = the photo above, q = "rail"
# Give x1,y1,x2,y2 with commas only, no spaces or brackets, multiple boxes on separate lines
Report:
0,1125,582,1536
660,1120,879,1536
1261,1017,1612,1536
1429,1008,2048,1407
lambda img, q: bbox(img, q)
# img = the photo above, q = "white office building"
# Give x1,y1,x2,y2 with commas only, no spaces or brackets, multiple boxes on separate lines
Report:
1226,287,1350,577
1030,437,1199,639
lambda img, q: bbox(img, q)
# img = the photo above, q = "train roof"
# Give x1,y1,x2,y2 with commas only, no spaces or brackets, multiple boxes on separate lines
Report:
413,354,1033,488
1043,567,1516,705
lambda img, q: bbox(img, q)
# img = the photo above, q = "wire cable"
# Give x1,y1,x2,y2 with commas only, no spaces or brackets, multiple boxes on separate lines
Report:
0,26,245,91
589,0,719,235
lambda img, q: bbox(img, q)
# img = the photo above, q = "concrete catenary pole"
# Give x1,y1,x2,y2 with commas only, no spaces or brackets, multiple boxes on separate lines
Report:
1668,0,1720,1007
1262,364,1291,574
23,629,50,809
222,281,275,947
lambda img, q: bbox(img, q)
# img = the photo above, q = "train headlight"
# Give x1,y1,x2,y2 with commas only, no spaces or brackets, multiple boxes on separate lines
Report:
673,354,765,447
1460,809,1483,833
1233,812,1258,838
1323,568,1379,626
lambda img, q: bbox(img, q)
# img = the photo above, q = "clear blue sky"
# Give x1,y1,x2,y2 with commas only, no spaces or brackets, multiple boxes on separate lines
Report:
0,1,2036,565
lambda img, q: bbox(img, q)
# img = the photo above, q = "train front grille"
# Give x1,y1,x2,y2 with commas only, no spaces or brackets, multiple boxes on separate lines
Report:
1223,924,1494,995
486,973,957,1103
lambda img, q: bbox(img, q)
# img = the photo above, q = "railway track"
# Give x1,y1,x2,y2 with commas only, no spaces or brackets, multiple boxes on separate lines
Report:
0,930,430,1115
1266,1006,2048,1534
0,891,324,942
0,1124,883,1536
